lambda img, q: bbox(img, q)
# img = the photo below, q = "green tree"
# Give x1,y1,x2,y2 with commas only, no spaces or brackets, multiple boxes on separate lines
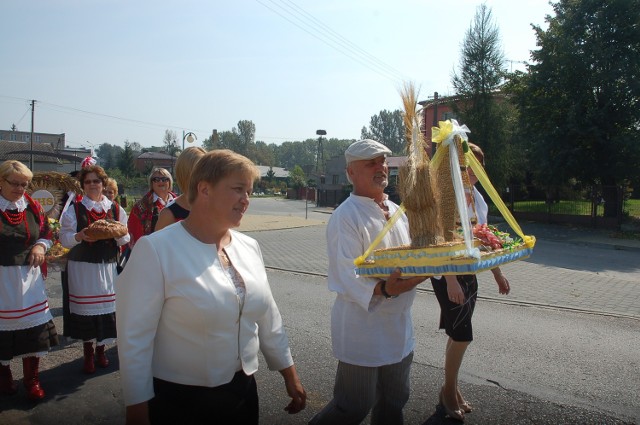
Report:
236,120,256,158
119,141,137,178
513,0,640,216
201,130,219,151
317,137,353,168
129,141,142,156
360,109,405,155
451,3,513,190
96,143,123,170
288,165,307,196
253,140,275,165
220,130,242,152
278,141,316,170
266,167,276,182
163,130,179,157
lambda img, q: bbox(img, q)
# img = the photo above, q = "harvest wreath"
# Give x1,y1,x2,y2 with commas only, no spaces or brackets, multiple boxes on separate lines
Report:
28,172,83,265
45,217,69,264
354,83,535,278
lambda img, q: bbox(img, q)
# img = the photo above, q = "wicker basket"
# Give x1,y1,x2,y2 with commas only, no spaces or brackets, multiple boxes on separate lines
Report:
355,237,535,277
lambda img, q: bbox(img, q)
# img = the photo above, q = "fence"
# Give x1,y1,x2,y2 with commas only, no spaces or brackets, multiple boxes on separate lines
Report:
490,184,632,229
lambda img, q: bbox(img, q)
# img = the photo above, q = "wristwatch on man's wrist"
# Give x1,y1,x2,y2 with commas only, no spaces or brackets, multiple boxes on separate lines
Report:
380,281,398,299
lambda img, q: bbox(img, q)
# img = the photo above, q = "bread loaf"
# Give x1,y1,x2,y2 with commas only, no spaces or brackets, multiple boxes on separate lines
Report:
85,219,128,240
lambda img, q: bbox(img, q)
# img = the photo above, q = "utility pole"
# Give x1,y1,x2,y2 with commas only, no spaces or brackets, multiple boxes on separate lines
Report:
30,100,35,170
315,129,326,173
431,92,438,157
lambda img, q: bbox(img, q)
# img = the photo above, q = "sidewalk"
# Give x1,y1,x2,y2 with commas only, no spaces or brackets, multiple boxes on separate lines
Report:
241,211,640,319
515,219,640,252
238,208,640,252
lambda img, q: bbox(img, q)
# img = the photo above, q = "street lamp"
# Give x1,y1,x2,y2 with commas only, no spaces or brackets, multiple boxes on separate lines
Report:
81,141,97,157
171,139,178,174
182,131,197,151
315,130,326,208
315,129,326,173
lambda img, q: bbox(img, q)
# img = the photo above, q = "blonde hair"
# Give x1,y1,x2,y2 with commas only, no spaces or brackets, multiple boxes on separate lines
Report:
148,167,173,191
175,147,206,195
188,150,259,205
0,160,33,181
104,177,118,196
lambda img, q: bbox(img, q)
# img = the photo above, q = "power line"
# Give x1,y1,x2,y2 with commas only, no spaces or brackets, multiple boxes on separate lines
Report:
2,95,206,135
255,0,409,83
274,0,408,79
0,95,34,128
14,105,31,127
1,95,318,143
37,101,209,134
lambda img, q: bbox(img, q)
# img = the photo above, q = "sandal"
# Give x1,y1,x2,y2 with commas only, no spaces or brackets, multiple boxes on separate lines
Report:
439,387,465,421
456,388,473,413
459,400,473,414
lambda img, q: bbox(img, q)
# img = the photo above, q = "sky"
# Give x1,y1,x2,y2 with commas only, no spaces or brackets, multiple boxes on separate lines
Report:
1,0,554,151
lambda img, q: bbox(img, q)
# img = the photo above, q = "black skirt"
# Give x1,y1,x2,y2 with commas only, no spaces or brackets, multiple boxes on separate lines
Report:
0,320,59,361
431,275,478,342
149,371,259,425
64,312,117,342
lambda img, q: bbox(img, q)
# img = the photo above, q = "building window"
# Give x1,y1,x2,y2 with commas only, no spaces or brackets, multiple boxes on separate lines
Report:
332,175,339,184
22,135,30,142
442,111,457,121
36,135,42,142
10,134,17,141
320,176,326,184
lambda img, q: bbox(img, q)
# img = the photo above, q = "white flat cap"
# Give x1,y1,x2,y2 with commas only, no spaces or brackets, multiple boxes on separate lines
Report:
345,139,392,164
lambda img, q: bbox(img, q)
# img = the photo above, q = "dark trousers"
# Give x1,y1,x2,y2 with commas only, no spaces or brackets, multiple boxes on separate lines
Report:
148,371,259,425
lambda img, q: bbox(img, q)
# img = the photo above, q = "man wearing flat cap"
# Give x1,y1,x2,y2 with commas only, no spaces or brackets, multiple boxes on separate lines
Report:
310,139,426,425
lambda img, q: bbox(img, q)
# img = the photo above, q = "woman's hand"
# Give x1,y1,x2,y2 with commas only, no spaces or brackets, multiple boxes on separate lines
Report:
492,268,510,295
75,228,97,243
125,402,150,425
28,243,46,267
280,365,306,414
445,275,465,305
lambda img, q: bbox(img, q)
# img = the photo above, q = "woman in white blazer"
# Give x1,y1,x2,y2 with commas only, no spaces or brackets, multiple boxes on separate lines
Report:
117,149,306,425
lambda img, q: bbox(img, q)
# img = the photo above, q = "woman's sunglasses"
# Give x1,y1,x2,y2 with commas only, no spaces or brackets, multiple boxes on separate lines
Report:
152,177,170,183
84,179,102,185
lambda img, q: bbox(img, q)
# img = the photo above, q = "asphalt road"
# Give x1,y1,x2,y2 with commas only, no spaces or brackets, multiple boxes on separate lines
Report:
259,271,640,424
1,197,638,424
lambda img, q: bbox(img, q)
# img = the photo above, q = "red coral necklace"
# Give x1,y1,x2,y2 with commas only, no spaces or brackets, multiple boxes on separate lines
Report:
87,208,107,224
1,209,31,245
1,208,26,225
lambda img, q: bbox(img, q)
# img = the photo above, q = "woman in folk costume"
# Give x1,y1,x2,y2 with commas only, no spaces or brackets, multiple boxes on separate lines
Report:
0,160,58,401
127,167,175,247
59,160,130,374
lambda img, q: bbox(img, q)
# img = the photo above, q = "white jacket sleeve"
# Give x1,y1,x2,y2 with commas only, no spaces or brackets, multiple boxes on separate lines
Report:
116,236,165,405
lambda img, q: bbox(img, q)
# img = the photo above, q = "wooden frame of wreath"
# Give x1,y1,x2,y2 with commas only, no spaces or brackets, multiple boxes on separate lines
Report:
28,172,83,265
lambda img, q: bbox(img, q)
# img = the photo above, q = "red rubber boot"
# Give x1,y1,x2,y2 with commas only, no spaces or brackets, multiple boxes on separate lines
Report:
95,344,109,368
83,342,96,374
22,357,45,400
0,364,18,395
